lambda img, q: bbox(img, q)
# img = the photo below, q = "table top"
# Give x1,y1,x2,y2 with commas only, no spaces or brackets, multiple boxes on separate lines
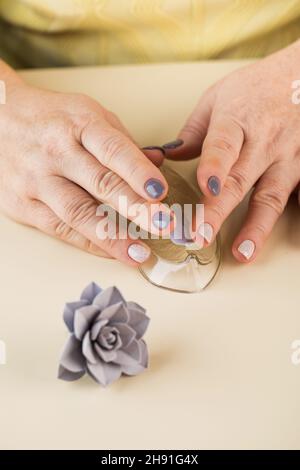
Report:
0,61,300,450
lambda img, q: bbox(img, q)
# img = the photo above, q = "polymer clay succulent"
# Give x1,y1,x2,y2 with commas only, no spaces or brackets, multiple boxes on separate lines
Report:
58,282,150,386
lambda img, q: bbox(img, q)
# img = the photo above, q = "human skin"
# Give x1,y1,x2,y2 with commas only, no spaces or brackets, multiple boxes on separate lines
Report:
1,39,300,267
0,59,169,266
164,39,300,263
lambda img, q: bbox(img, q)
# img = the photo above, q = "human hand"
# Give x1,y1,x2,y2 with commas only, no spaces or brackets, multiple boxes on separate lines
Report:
0,61,171,266
163,40,300,262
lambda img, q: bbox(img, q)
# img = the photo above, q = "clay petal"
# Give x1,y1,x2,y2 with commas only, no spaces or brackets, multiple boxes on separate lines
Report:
119,340,148,376
126,301,146,314
114,334,122,350
94,343,117,363
87,360,121,386
121,361,145,376
80,282,102,303
74,304,100,340
82,331,98,365
100,302,129,324
93,286,125,311
114,323,136,349
58,365,86,382
59,334,86,373
90,318,108,341
115,339,141,366
63,300,88,332
127,308,150,340
139,340,149,368
123,338,141,361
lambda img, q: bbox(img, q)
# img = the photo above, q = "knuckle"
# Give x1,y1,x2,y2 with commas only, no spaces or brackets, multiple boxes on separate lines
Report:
90,166,107,192
251,188,286,216
83,238,96,252
42,133,63,158
14,171,37,198
100,131,129,167
76,92,91,102
206,136,237,157
53,219,74,240
40,117,76,160
72,92,95,109
73,96,105,124
182,118,206,139
94,169,125,201
52,218,100,253
39,210,74,241
252,222,268,237
208,201,226,221
104,109,120,125
44,138,75,165
63,197,96,228
101,236,120,255
69,95,105,129
225,169,248,201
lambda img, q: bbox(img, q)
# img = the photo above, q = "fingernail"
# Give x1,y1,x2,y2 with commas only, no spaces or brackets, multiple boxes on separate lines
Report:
144,178,165,199
142,146,165,155
198,222,213,243
152,211,171,230
237,240,255,260
162,138,184,150
170,215,193,245
128,243,150,263
207,176,221,196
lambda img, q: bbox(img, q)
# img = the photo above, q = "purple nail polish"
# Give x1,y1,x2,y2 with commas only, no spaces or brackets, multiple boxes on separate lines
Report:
207,176,221,196
144,178,165,199
162,139,184,150
170,216,193,245
152,211,171,230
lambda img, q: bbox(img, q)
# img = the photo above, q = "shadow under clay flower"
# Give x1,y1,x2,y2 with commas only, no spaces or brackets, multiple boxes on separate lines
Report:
58,282,150,386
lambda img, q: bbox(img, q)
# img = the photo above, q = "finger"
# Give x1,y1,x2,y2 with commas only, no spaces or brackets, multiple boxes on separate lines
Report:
28,200,112,258
142,146,165,167
80,120,168,201
58,146,173,236
163,87,215,161
104,110,165,167
104,109,133,140
197,114,245,198
38,177,152,266
232,163,297,263
195,144,268,246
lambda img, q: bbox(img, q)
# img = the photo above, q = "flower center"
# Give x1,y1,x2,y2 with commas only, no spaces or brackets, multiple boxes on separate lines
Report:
98,326,119,350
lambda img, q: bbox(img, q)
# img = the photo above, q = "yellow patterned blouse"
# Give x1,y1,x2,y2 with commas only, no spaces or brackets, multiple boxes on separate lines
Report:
0,0,300,68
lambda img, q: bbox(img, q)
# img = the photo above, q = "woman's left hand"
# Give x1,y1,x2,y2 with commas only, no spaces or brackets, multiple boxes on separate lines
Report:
164,40,300,262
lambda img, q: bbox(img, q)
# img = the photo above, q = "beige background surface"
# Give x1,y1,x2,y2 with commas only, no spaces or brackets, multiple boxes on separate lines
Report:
0,62,300,450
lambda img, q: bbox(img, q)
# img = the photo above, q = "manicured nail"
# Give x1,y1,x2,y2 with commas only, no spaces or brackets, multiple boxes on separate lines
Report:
237,240,255,260
207,176,221,196
142,146,165,155
162,138,184,150
128,243,150,263
198,222,213,243
144,178,165,199
152,211,171,230
170,215,193,245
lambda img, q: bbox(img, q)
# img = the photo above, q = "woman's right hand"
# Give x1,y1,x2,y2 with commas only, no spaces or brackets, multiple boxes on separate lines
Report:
0,61,170,266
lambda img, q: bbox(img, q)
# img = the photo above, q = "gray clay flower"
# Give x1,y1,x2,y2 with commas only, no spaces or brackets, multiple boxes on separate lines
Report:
58,282,150,386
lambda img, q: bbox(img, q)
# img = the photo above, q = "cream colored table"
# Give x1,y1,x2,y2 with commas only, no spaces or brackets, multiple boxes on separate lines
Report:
0,62,300,450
